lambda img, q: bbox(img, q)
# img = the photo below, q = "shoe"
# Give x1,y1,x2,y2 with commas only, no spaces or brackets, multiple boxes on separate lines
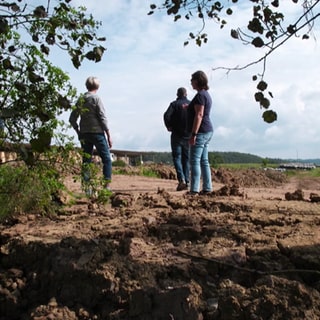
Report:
199,190,212,195
104,185,112,192
176,181,188,191
85,188,93,197
84,187,97,198
186,191,199,195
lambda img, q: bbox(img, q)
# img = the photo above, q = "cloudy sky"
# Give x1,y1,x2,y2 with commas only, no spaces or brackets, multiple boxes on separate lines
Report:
59,1,320,160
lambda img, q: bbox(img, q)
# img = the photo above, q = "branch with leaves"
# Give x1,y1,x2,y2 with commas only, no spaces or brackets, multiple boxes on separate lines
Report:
148,0,320,123
0,0,106,163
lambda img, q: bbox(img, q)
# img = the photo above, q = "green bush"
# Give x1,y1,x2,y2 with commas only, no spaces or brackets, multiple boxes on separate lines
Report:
112,159,127,167
0,164,64,222
140,166,160,178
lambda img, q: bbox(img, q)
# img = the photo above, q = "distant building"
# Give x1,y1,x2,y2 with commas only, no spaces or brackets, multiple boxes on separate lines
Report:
279,162,316,170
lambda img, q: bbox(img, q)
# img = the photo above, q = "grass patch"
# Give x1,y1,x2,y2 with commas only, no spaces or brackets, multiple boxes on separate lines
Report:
112,165,160,178
284,167,320,179
139,167,160,178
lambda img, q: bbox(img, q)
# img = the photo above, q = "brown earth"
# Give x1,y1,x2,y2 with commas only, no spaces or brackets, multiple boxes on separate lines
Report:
1,165,320,320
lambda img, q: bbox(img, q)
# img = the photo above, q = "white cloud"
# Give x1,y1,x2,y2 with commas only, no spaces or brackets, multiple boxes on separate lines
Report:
59,0,320,159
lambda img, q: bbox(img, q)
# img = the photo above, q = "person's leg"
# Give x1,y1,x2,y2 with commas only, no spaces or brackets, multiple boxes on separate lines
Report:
93,133,112,185
190,139,203,193
200,132,213,192
181,138,190,185
171,134,184,183
81,133,94,183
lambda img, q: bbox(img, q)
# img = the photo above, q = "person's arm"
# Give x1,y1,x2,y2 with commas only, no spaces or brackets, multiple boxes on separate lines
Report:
189,104,204,145
163,103,174,131
105,129,112,148
95,96,109,131
95,96,112,147
69,108,80,136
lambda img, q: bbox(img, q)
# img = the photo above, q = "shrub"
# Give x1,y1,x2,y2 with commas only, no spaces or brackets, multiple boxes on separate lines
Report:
0,163,64,222
112,159,127,167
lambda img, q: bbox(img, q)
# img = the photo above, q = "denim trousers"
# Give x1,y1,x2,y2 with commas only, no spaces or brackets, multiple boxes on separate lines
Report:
190,131,213,193
171,133,190,184
80,133,112,182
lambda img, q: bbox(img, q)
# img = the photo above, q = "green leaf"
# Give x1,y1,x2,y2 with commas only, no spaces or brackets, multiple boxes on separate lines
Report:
72,56,81,69
33,6,47,18
252,37,264,48
0,18,9,34
248,18,264,34
10,4,20,12
257,80,268,91
254,92,264,102
287,24,296,34
2,58,14,70
262,110,277,123
230,29,238,39
85,51,95,61
260,97,270,109
40,44,50,55
30,131,52,153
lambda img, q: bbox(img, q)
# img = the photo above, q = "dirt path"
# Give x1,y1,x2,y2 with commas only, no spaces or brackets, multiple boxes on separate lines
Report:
1,168,320,320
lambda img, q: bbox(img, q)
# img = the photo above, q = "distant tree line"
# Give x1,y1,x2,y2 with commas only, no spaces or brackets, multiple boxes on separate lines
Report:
211,152,281,165
139,151,282,166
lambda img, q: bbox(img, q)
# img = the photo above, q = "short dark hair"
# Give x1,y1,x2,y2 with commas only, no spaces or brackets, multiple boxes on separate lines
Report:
177,87,187,98
191,71,209,90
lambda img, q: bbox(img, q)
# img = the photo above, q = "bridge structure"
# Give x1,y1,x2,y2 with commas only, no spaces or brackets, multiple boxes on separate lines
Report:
0,142,156,165
109,149,155,165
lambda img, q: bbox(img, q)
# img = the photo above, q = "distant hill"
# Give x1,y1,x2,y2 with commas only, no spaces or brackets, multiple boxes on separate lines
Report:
138,151,282,165
212,151,280,164
112,150,320,166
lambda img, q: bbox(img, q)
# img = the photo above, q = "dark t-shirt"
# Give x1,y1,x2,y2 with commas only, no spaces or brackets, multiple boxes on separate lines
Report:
187,89,213,133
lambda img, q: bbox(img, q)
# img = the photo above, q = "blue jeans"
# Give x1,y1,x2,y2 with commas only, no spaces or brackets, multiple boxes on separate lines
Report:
80,133,112,182
190,132,213,192
171,133,190,184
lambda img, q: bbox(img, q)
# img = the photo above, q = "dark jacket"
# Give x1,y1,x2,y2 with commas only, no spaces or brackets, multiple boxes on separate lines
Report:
164,97,190,138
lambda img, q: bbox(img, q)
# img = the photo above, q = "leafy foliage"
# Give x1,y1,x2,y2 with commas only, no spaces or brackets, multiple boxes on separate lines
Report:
0,163,65,221
148,1,320,123
0,1,110,217
0,0,106,159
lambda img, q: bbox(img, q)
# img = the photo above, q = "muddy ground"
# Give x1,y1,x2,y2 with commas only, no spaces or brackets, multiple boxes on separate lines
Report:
1,165,320,320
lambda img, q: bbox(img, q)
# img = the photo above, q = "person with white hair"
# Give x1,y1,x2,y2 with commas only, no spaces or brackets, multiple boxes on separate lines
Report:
69,76,113,192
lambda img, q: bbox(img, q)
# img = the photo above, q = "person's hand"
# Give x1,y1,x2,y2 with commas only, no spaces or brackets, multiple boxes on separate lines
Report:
189,136,196,146
76,129,81,140
108,136,113,148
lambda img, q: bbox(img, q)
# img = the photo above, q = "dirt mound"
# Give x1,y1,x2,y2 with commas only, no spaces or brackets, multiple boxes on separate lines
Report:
213,167,287,188
119,164,288,188
1,168,320,320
